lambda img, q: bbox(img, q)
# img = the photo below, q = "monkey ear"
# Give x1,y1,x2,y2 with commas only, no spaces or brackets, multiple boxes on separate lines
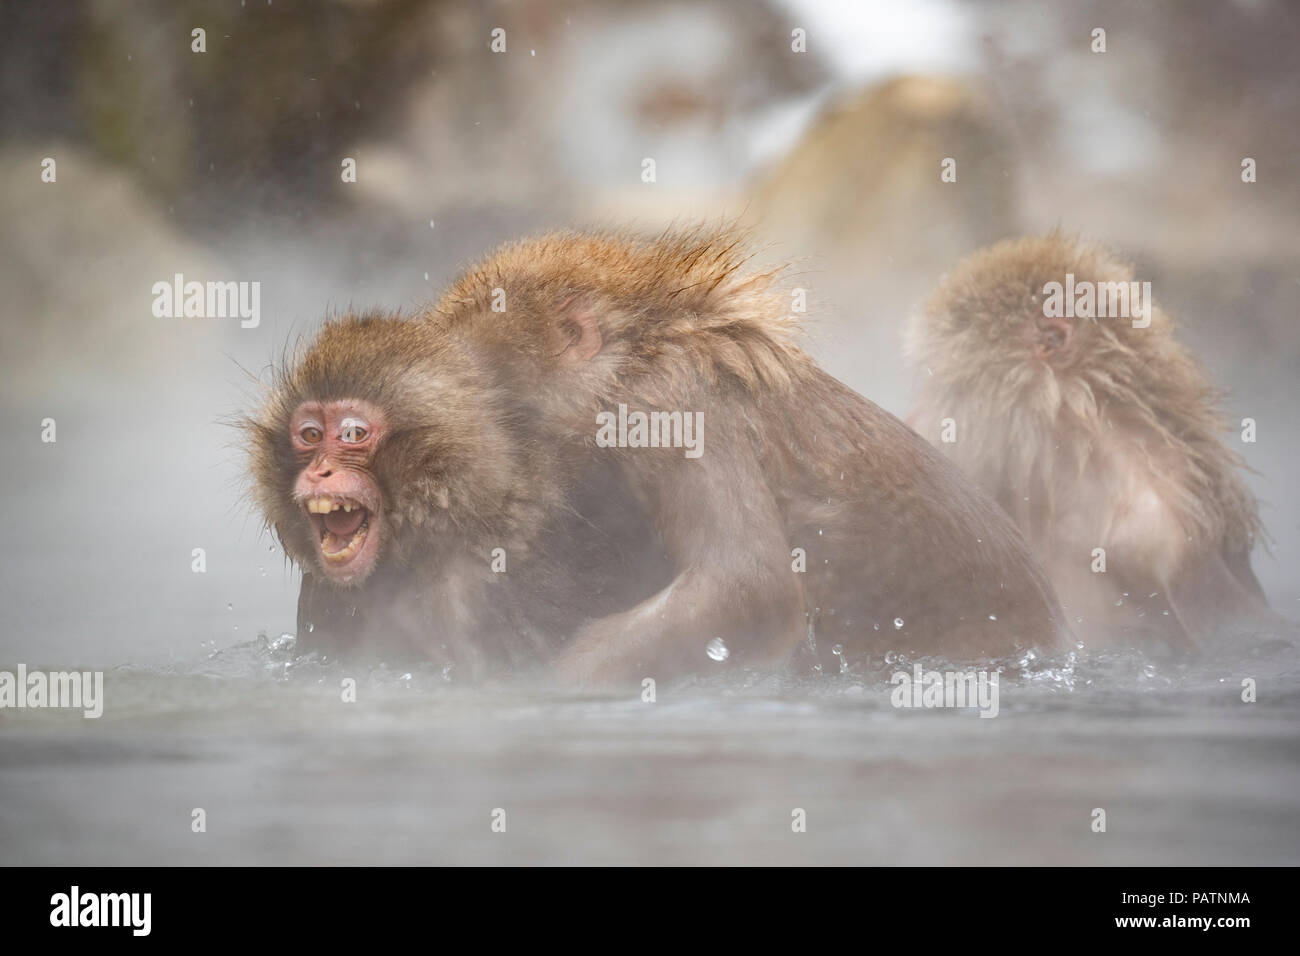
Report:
1032,314,1073,362
551,294,603,362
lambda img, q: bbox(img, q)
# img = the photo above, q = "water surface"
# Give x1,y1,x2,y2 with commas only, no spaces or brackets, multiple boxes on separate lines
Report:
3,636,1296,865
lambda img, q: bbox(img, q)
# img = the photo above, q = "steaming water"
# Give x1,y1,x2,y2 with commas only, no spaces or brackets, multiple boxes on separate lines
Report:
3,67,1298,861
2,220,1297,865
3,634,1298,865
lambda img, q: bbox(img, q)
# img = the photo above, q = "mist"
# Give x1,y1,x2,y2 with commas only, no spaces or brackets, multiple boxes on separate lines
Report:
1,0,1297,867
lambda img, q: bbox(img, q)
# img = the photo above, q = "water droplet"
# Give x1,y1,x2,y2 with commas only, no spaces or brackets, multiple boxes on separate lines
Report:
226,603,233,611
893,617,904,630
988,614,997,621
306,622,315,633
705,637,729,662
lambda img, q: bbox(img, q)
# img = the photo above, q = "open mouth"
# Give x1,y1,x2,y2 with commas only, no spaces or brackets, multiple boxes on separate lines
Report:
304,495,372,566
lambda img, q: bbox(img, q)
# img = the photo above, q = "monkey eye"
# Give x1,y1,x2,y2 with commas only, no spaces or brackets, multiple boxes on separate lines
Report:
299,423,324,444
340,418,370,443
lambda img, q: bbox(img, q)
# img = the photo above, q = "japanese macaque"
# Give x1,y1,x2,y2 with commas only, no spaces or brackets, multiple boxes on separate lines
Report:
906,234,1286,651
247,226,1066,686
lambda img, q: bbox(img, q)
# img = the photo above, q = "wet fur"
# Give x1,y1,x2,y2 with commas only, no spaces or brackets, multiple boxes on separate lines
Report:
906,233,1283,649
248,225,1068,682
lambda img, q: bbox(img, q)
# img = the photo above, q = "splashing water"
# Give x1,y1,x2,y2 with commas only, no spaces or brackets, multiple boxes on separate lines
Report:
1,623,1296,866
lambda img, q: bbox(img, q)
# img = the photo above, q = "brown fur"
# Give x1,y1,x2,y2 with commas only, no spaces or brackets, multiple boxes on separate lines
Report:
247,225,1067,684
906,233,1282,649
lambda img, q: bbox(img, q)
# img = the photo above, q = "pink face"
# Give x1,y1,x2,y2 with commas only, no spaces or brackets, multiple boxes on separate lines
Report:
291,400,386,585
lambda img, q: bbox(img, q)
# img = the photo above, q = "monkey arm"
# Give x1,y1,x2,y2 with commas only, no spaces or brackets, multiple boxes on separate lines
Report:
553,440,806,687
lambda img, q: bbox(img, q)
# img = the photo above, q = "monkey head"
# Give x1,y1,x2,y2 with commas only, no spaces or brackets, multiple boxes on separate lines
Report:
905,234,1184,435
248,313,553,588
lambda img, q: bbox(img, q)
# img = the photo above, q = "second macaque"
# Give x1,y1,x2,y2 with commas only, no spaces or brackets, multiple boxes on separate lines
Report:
906,234,1286,651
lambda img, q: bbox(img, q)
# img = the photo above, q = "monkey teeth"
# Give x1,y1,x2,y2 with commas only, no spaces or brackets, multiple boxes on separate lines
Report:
305,496,361,514
320,519,368,563
303,496,372,565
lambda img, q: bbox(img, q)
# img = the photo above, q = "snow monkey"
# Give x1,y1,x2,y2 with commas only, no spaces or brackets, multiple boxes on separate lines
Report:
247,226,1067,685
907,234,1287,651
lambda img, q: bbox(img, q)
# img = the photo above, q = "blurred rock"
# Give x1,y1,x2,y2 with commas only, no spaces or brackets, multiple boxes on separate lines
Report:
978,0,1300,266
0,147,220,400
748,74,1018,279
0,0,825,232
381,0,827,225
0,0,449,227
